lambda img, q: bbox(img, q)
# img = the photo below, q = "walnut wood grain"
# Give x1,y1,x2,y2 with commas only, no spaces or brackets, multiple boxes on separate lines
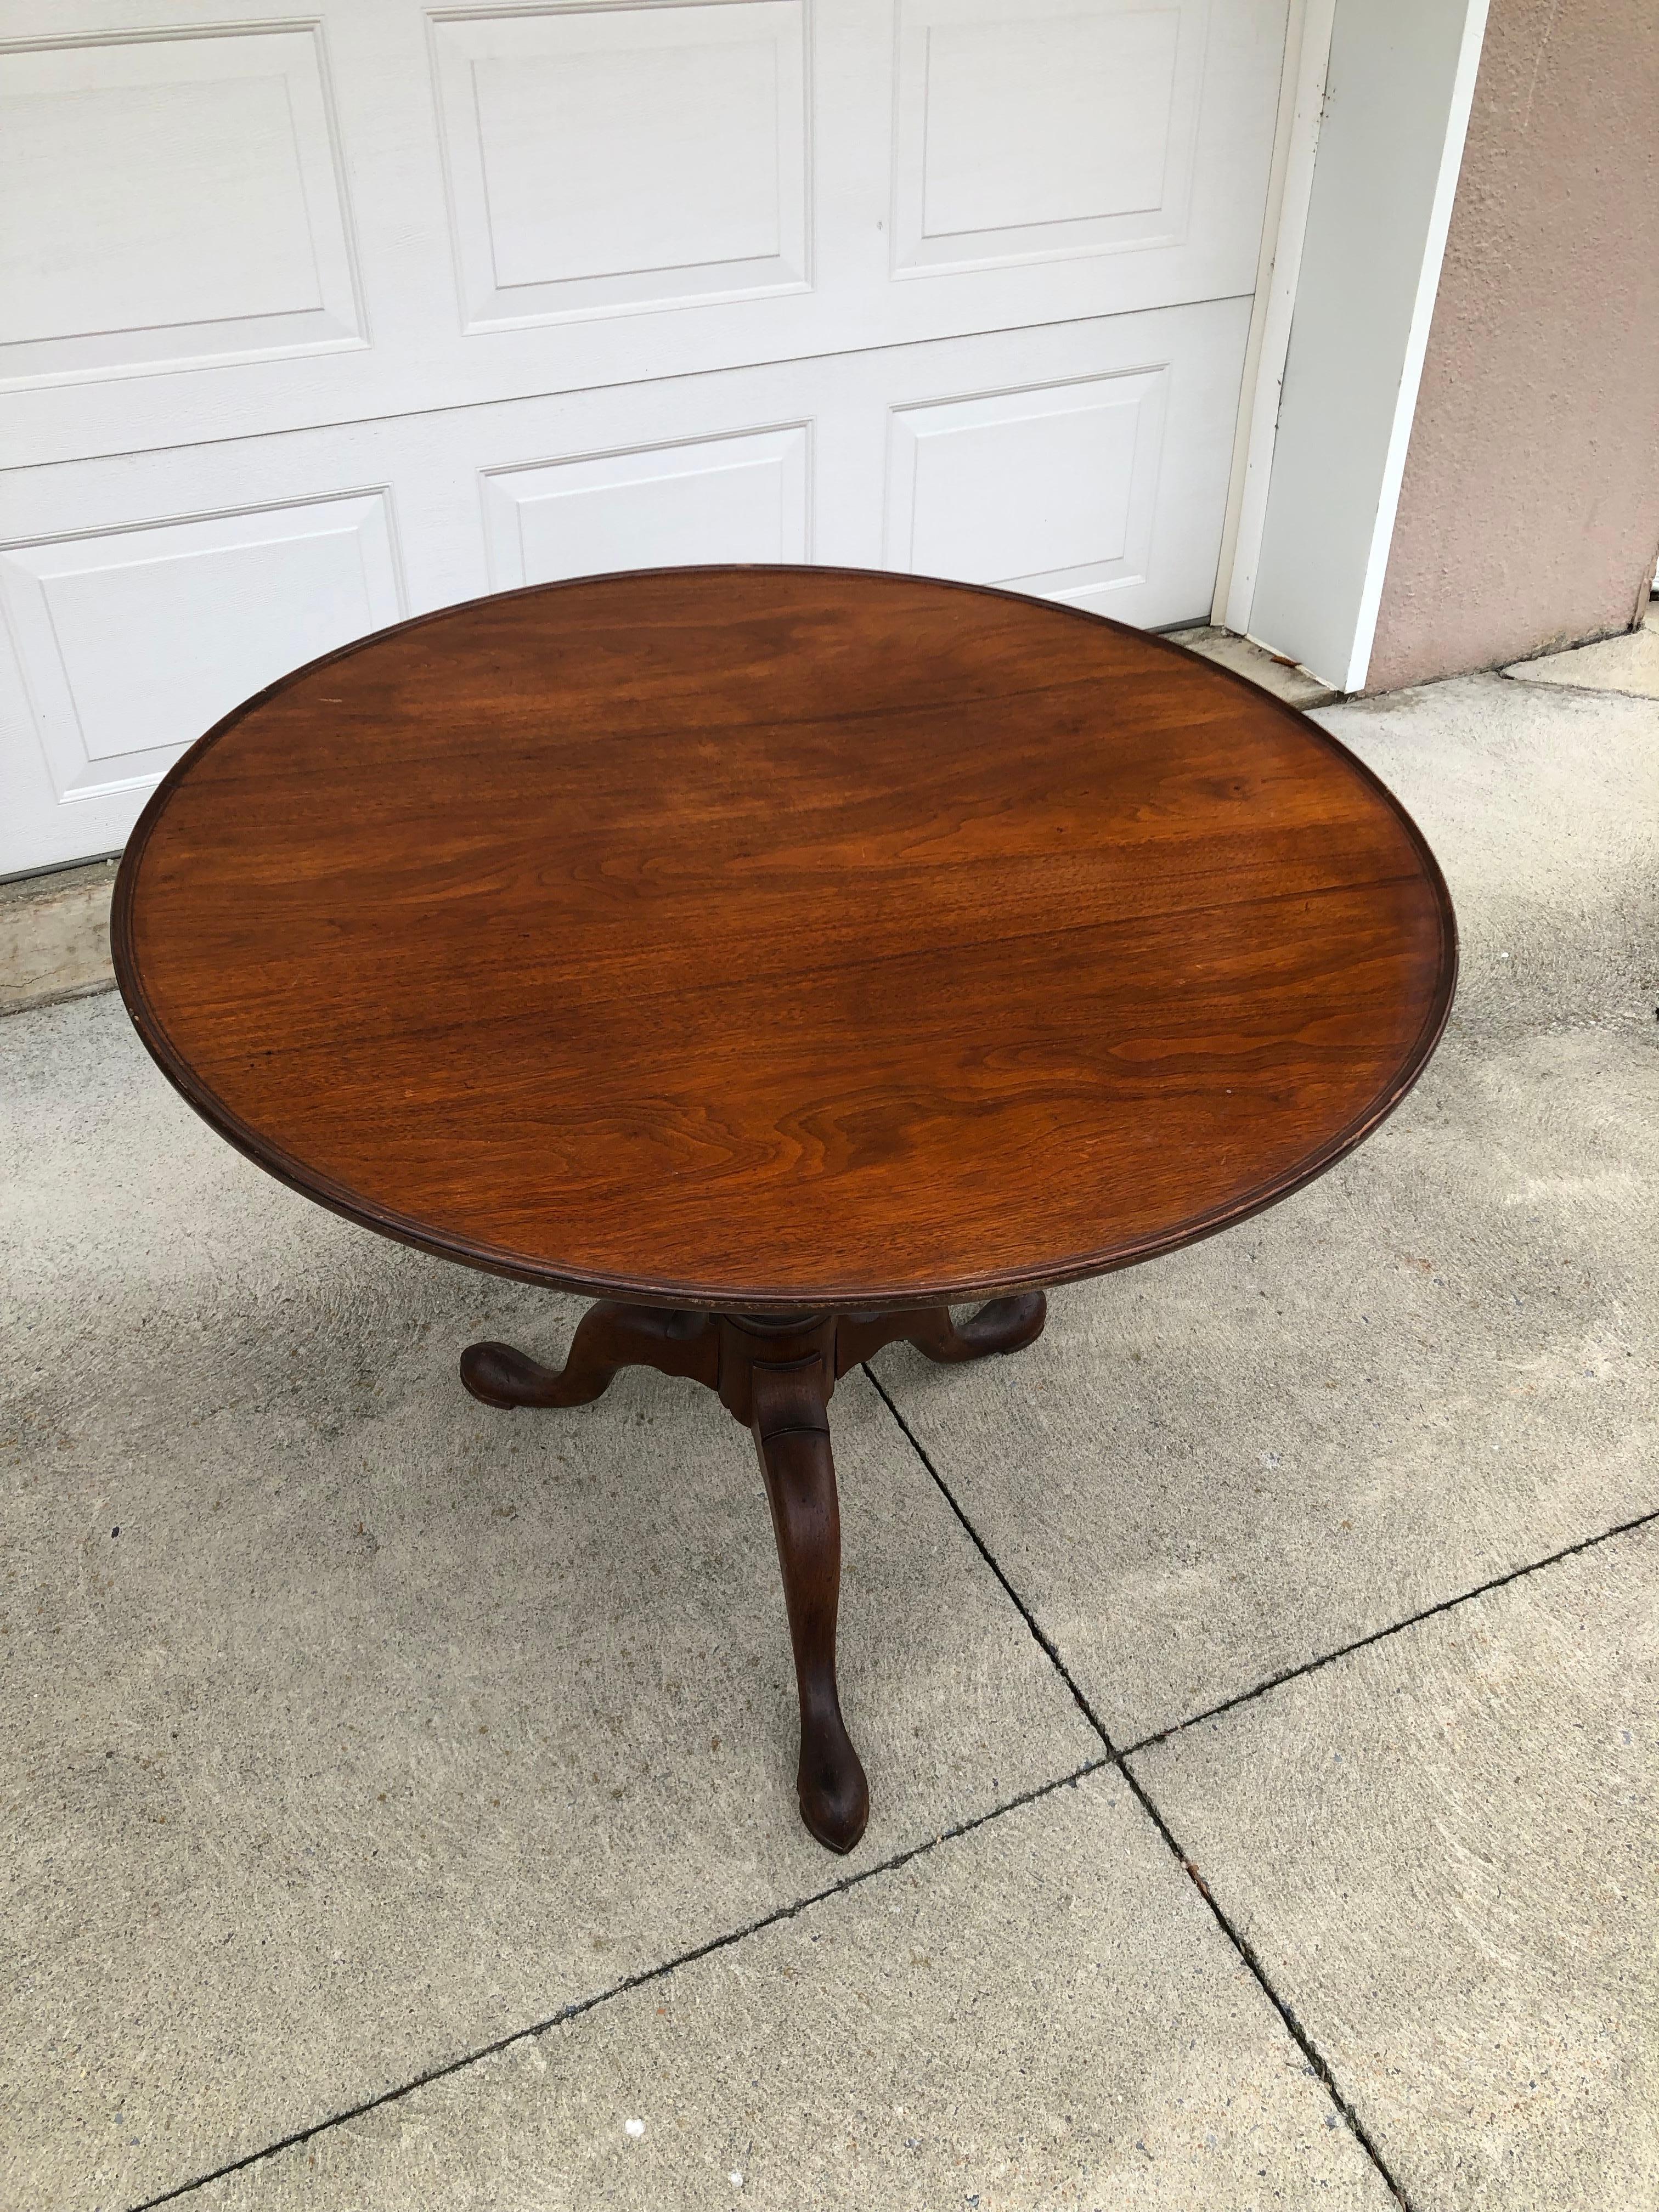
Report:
111,564,1457,1854
112,565,1457,1317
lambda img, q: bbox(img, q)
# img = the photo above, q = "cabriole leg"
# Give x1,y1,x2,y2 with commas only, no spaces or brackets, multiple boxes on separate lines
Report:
460,1301,718,1408
748,1355,869,1854
833,1291,1047,1373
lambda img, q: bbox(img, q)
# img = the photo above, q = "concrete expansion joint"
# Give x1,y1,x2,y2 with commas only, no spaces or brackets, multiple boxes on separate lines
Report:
864,1359,1418,2212
124,1752,1114,2212
1122,1497,1659,1761
863,1365,1659,2212
1115,1750,1415,2210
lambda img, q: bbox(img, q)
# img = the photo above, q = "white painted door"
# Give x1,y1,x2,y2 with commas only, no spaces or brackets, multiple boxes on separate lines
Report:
0,0,1290,874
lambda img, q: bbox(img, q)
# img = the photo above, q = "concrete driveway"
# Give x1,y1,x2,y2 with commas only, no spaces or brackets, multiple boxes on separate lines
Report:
3,662,1654,2211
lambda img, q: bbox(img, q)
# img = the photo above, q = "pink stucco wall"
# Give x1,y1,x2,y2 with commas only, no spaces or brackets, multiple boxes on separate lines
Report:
1367,0,1659,692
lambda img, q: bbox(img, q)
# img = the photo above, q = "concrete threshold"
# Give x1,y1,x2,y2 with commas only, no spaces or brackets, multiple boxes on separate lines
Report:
1165,624,1341,709
0,856,119,1016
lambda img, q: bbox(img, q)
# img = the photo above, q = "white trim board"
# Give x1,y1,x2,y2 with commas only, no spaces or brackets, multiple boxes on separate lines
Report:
1235,0,1490,691
1210,0,1336,634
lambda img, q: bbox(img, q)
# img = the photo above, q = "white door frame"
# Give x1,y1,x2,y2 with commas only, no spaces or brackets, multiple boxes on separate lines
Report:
1215,0,1492,692
1210,0,1337,641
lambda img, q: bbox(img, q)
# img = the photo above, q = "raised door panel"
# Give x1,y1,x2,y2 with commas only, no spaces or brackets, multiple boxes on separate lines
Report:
431,1,808,330
887,370,1168,605
892,0,1208,275
0,493,401,867
878,296,1251,622
481,427,810,588
0,25,362,387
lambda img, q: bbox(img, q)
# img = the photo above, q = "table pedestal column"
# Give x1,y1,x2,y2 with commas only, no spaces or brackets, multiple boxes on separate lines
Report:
460,1292,1046,1852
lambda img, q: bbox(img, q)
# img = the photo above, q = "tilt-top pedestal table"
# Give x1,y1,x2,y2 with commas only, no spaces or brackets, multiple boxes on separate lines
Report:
114,566,1455,1854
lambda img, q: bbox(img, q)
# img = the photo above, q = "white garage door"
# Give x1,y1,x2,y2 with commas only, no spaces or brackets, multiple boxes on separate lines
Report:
0,0,1290,874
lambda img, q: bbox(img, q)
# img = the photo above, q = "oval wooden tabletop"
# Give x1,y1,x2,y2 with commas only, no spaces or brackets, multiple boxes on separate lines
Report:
114,565,1455,1313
